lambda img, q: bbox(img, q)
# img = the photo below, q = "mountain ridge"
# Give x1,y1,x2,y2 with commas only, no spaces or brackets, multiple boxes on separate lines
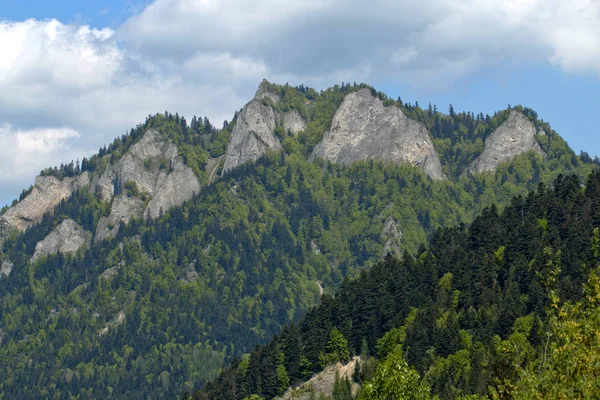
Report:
1,80,582,244
0,80,597,398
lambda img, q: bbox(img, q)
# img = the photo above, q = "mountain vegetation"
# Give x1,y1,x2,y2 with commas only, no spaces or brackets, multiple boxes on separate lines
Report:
0,81,597,398
195,171,600,400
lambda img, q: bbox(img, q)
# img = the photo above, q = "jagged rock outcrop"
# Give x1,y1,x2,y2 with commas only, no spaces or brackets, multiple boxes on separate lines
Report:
93,129,200,242
254,79,281,103
0,260,13,278
311,89,446,180
31,219,92,262
468,110,545,174
281,109,307,134
223,88,283,172
278,357,361,400
382,215,402,258
0,173,90,234
95,195,145,243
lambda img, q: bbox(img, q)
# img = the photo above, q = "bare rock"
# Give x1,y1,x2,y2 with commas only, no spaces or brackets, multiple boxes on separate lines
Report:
0,173,90,233
382,215,402,258
278,357,361,400
311,89,446,180
222,97,282,172
1,260,13,278
31,219,91,262
468,110,544,174
95,194,145,243
93,129,200,242
98,311,126,337
254,78,281,103
181,259,199,283
282,109,307,134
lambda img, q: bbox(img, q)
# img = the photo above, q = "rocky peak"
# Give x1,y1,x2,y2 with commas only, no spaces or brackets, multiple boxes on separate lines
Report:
222,83,285,173
0,173,90,235
467,110,544,174
93,128,200,242
254,79,280,103
311,88,446,180
31,219,92,262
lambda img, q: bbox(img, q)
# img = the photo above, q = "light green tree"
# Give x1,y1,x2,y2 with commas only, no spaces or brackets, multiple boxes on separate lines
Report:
509,232,600,399
319,327,350,367
359,345,436,400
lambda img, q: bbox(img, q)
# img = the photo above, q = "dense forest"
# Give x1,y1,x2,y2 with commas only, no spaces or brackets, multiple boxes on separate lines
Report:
196,171,600,399
0,82,598,398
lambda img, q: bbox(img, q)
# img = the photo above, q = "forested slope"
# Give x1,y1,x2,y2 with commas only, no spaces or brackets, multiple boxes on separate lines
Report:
197,171,600,399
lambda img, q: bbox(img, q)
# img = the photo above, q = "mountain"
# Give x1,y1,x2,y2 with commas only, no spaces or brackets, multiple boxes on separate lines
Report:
311,88,446,180
0,80,597,398
196,171,600,400
467,110,545,175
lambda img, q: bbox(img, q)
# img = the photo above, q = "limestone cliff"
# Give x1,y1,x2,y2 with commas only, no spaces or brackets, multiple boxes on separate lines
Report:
93,128,200,242
468,110,544,174
311,89,446,180
223,83,284,172
0,173,90,234
31,219,92,262
280,109,307,134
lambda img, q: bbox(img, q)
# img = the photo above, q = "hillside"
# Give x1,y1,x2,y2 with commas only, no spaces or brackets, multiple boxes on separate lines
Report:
0,81,597,398
196,171,600,399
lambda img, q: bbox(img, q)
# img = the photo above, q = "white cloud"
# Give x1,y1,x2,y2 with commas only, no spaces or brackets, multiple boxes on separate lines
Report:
0,124,82,183
391,47,418,66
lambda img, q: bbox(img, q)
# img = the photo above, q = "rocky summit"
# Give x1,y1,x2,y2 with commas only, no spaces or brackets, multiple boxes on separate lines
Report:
311,88,446,180
93,128,200,242
222,95,283,172
223,80,309,172
468,110,545,174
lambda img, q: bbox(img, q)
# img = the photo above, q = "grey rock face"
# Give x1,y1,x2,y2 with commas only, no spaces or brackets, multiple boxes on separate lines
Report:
468,110,544,174
94,195,145,243
93,129,200,242
223,98,283,172
254,79,281,103
1,260,13,278
31,219,92,262
381,216,402,258
281,109,307,134
311,89,446,180
0,173,90,233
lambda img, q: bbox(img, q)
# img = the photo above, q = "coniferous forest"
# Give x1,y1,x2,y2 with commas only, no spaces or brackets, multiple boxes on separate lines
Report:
196,172,600,400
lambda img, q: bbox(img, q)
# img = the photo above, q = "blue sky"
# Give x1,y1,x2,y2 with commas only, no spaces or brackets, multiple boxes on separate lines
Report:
0,1,151,28
1,0,600,207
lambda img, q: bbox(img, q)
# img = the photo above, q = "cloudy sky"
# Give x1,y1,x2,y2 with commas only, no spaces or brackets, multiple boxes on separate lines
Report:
1,0,600,206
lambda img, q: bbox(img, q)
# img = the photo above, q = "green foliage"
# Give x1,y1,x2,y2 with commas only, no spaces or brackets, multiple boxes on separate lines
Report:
1,81,598,399
507,249,600,399
200,171,600,400
319,328,351,367
333,370,353,400
359,345,436,400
